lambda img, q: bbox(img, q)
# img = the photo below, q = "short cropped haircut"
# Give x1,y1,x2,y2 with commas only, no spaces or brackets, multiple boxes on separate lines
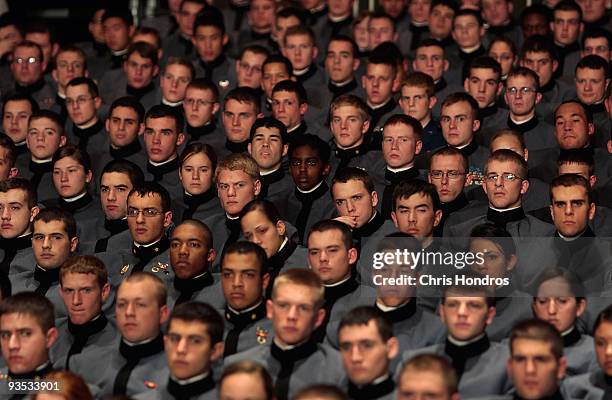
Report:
33,207,77,239
29,109,64,136
555,100,593,123
220,361,274,400
174,219,213,250
102,6,134,26
240,44,270,60
489,129,526,151
224,87,261,114
52,144,92,173
308,219,354,250
487,36,517,59
520,34,558,61
550,173,593,205
582,28,611,50
428,146,468,172
262,54,293,77
100,159,145,187
416,38,445,54
576,54,609,77
593,304,612,333
186,78,219,102
402,72,435,97
109,96,145,123
454,8,483,26
249,117,287,144
126,41,159,66
168,301,224,344
328,34,358,58
2,93,39,115
557,149,594,176
366,52,398,78
441,92,479,119
383,114,423,141
400,354,458,396
293,385,348,400
54,45,87,70
272,269,325,309
272,79,308,105
510,319,564,360
0,177,37,207
534,266,585,300
145,104,184,134
283,24,315,47
288,134,331,165
485,149,528,179
468,56,501,80
554,0,582,19
13,40,42,60
128,181,171,213
330,94,369,122
60,255,109,289
332,167,376,194
66,77,99,98
0,133,16,168
165,56,196,79
132,26,162,48
338,306,394,342
215,153,260,182
432,0,459,14
193,8,226,35
221,241,268,276
443,269,495,307
0,291,55,332
121,271,167,307
392,179,441,212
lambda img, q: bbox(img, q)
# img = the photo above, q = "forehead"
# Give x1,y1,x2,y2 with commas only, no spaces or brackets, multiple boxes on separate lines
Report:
274,282,317,303
0,312,42,331
101,171,132,185
431,153,463,167
507,74,537,87
168,318,209,336
366,63,393,75
491,134,522,149
263,62,289,74
118,280,156,299
470,68,498,79
384,123,416,136
225,99,256,112
308,228,345,246
0,188,28,203
512,338,555,357
524,51,551,61
4,100,32,113
401,84,428,94
556,103,587,118
56,50,84,62
486,159,522,173
328,40,354,52
103,17,128,27
398,192,433,207
441,101,471,114
444,294,487,305
185,87,214,99
551,184,588,199
339,320,382,341
217,169,252,182
286,33,312,44
490,41,511,51
576,67,605,77
585,37,609,46
14,46,39,57
554,9,580,19
333,178,368,194
455,14,479,24
254,126,281,136
273,90,298,100
172,223,205,241
146,116,177,130
222,252,260,270
291,145,320,158
111,106,138,118
61,271,98,286
29,116,59,130
66,83,91,96
241,50,266,63
332,104,363,117
369,17,394,27
127,52,153,64
33,219,67,234
558,162,589,174
195,25,223,36
128,192,163,207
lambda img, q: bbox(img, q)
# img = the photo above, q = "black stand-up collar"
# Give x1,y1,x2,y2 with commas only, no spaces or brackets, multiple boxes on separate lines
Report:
167,373,216,400
513,390,564,400
324,275,359,306
119,333,164,361
59,192,93,214
73,119,104,151
385,167,419,183
15,78,46,96
68,313,108,340
328,79,358,99
479,103,499,120
376,299,417,323
540,79,556,94
586,101,607,116
199,55,227,80
347,375,395,400
271,339,318,364
259,168,286,199
487,207,526,228
434,78,448,93
104,218,128,235
225,301,267,327
562,326,582,347
487,19,517,37
147,157,179,181
508,115,538,133
8,362,53,380
294,181,329,203
353,212,385,241
225,139,249,154
445,334,490,377
110,139,142,159
132,236,170,264
295,64,319,84
173,272,214,304
456,140,479,158
126,82,156,99
186,121,217,142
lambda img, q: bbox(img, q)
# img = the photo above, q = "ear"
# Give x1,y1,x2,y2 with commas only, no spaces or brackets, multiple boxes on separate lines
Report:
322,163,332,177
210,341,225,363
299,102,308,116
506,254,518,272
472,118,480,132
253,179,262,196
312,46,319,60
313,307,326,329
361,119,370,134
352,58,360,71
70,236,79,253
128,25,136,37
465,172,473,186
520,179,529,195
443,59,449,72
60,135,67,147
496,82,503,96
266,299,274,319
549,204,555,223
247,142,252,155
45,327,59,349
386,336,400,360
51,69,58,84
261,272,271,291
30,206,40,222
347,246,358,264
361,74,367,89
463,77,469,93
282,143,288,157
589,174,597,188
587,122,595,136
159,304,170,325
484,305,497,326
576,298,587,317
428,95,437,110
222,34,229,46
163,211,173,228
433,209,443,227
371,190,379,208
524,148,529,162
105,118,111,133
588,202,596,221
176,132,186,147
535,92,542,105
412,60,418,71
557,356,567,380
391,211,399,228
438,302,446,324
8,167,18,178
415,139,423,155
152,65,160,77
276,220,287,237
94,96,102,110
212,102,220,115
552,59,559,73
207,248,216,264
101,282,111,302
85,169,93,184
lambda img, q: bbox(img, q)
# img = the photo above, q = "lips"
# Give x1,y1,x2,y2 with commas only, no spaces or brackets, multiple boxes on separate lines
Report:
135,228,147,234
1,223,12,229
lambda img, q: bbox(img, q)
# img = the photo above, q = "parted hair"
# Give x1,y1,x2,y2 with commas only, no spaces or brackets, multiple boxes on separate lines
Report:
59,255,109,289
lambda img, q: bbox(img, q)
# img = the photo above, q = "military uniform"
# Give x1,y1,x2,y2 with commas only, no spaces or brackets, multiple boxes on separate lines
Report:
259,168,294,216
65,119,108,159
12,79,56,110
166,272,225,311
92,138,149,178
0,362,54,400
20,159,56,203
0,234,35,277
562,370,612,400
265,239,309,298
133,374,218,400
145,158,183,200
342,375,396,400
223,301,274,357
285,181,336,245
367,99,402,150
115,237,173,286
486,283,533,342
562,327,598,377
202,214,242,270
536,79,575,124
193,56,235,88
172,189,223,223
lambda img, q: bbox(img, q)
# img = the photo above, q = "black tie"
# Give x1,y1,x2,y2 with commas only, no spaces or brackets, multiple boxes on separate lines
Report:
112,334,164,395
223,302,267,357
34,266,60,296
65,314,108,370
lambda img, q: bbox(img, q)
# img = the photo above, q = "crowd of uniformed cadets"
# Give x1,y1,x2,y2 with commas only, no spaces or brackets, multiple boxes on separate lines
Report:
0,0,611,398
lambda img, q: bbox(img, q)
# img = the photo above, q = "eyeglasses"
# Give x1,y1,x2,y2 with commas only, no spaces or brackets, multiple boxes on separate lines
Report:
127,208,164,218
429,170,466,180
485,173,523,182
13,57,40,65
65,96,93,107
506,87,536,96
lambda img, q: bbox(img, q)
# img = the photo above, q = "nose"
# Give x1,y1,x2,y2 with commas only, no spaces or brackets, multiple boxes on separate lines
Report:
67,63,74,73
441,173,450,185
372,77,380,88
179,242,189,256
350,346,363,363
478,80,486,93
42,236,51,249
287,304,299,320
8,332,20,350
564,202,574,215
449,117,457,129
606,342,612,356
9,116,18,127
125,302,136,317
457,302,468,316
153,132,162,144
136,211,145,224
171,78,178,88
191,168,200,181
232,273,243,287
61,170,69,183
232,114,240,126
177,337,189,353
107,188,117,202
72,290,83,306
318,250,329,264
495,175,504,186
426,57,433,67
191,100,199,112
227,184,237,197
525,358,536,374
346,199,356,214
547,299,557,315
585,80,593,91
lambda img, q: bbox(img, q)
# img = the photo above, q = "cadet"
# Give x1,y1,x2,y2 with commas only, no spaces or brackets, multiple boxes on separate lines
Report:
50,46,88,121
324,35,363,100
64,77,105,157
220,87,263,159
9,41,55,109
396,354,460,400
167,220,222,309
70,272,169,397
162,0,205,60
362,53,402,139
574,55,610,136
0,134,18,181
1,93,38,173
234,45,269,91
183,79,223,146
271,80,325,142
134,302,224,400
218,360,274,400
52,255,117,370
220,241,273,357
224,269,345,400
159,56,194,108
192,9,234,87
551,1,583,79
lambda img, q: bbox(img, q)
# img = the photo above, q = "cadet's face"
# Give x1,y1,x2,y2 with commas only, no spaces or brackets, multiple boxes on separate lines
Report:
53,51,86,89
116,280,166,342
32,220,73,270
249,0,276,31
452,15,482,49
66,84,98,126
3,100,32,143
222,252,266,310
268,282,322,345
289,145,327,191
483,160,527,209
331,105,368,149
241,209,284,258
123,52,159,89
272,91,303,129
575,67,607,105
273,15,301,47
440,295,493,340
577,0,607,23
440,101,477,147
332,179,377,228
0,313,54,374
236,51,266,89
469,239,512,280
554,103,593,149
328,0,353,17
308,229,355,284
249,126,285,172
552,11,581,46
170,223,212,279
184,88,218,127
179,152,214,195
283,34,316,71
11,46,44,86
505,75,539,117
368,18,395,49
409,0,431,23
428,5,454,39
165,319,219,379
161,64,192,103
216,169,260,217
533,277,583,332
0,147,13,181
220,372,268,400
582,37,611,60
127,193,171,245
412,46,448,82
594,320,612,375
60,272,107,325
428,154,467,203
508,338,564,399
193,26,226,62
397,369,454,400
391,193,440,240
144,116,183,163
550,184,594,237
488,41,515,76
520,51,555,87
381,0,407,17
326,40,357,83
223,99,258,143
339,320,393,385
103,17,131,51
362,63,395,106
522,12,550,38
376,259,415,305
0,189,35,239
52,156,91,198
107,106,141,148
465,68,499,109
100,172,133,220
178,2,205,37
482,0,511,26
352,17,370,50
399,85,433,123
261,62,290,98
0,25,22,55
